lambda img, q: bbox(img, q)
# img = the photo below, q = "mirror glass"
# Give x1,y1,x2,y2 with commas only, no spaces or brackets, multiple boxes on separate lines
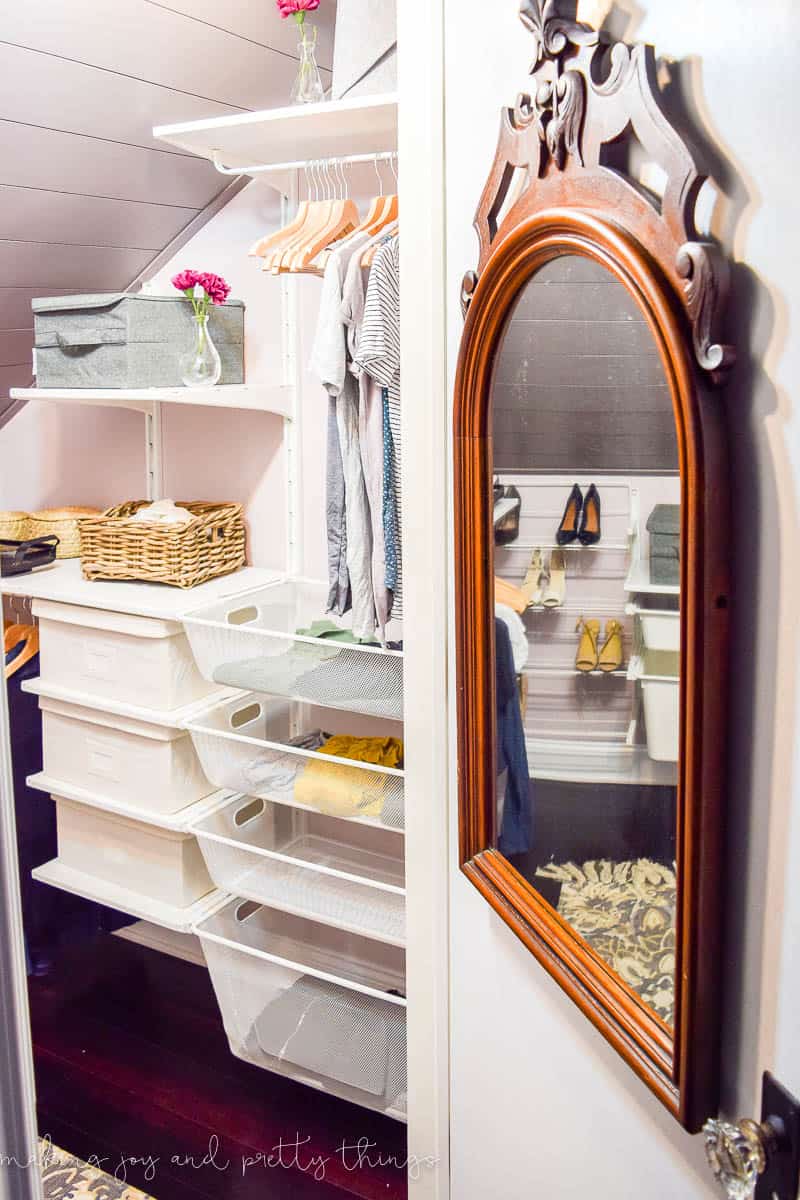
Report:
491,254,680,1027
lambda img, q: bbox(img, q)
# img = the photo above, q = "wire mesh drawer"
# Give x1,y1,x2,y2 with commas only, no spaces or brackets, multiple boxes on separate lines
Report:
191,793,406,946
185,694,405,832
197,900,407,1118
182,580,404,720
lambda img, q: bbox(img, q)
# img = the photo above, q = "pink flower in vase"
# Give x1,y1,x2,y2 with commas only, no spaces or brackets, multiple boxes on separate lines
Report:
171,268,200,293
276,0,320,15
197,272,232,306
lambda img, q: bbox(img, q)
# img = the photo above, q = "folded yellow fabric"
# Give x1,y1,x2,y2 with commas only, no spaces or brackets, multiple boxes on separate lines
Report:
294,735,404,819
319,734,403,768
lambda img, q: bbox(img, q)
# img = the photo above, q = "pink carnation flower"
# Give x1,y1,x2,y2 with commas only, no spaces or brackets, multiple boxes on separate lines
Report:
276,0,320,16
197,271,231,306
171,269,200,292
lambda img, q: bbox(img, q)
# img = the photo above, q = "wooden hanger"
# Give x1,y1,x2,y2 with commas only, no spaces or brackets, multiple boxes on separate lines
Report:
288,160,360,273
314,159,392,272
249,200,310,259
4,623,39,680
361,196,399,267
290,197,360,273
268,161,337,273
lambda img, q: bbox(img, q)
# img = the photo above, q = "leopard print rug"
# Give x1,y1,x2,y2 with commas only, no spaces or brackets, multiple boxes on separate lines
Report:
535,858,676,1025
40,1142,154,1200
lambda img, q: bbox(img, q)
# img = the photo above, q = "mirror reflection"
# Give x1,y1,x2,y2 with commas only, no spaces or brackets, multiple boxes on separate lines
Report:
491,255,680,1026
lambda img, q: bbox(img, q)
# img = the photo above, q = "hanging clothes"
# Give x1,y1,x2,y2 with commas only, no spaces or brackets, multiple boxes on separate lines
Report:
495,617,533,857
355,235,403,617
342,225,398,638
310,233,376,639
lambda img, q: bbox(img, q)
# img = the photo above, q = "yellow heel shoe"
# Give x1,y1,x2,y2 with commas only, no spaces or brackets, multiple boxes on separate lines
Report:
598,619,624,672
575,617,600,673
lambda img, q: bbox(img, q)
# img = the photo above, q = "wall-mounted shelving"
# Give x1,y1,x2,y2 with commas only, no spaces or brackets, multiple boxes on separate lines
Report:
154,93,398,173
9,383,294,419
0,559,283,620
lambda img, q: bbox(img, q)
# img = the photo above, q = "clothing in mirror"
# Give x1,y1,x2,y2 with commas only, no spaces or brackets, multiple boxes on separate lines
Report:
490,254,680,1028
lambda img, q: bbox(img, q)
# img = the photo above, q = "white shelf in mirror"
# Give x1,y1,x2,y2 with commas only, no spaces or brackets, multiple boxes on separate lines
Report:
527,735,677,787
624,560,680,596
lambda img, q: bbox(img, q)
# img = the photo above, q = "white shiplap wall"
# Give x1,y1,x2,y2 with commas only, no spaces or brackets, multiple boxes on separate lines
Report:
0,0,336,420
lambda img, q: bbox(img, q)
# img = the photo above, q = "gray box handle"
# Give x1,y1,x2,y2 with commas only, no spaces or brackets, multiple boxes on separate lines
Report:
38,329,127,349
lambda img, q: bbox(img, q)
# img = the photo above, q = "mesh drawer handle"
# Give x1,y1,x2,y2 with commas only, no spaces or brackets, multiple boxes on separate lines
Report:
234,797,265,828
227,605,259,626
230,701,262,729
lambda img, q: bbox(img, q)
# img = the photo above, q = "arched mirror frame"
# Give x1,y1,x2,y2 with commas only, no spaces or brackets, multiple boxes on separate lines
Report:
454,3,734,1132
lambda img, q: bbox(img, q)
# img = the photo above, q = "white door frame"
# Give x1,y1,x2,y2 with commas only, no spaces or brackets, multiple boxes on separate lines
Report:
398,0,452,1194
0,662,44,1200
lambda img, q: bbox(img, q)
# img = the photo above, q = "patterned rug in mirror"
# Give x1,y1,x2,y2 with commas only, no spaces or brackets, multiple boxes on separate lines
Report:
535,858,676,1025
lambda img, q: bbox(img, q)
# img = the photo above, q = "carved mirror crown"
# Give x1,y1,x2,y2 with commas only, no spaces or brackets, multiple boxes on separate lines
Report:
462,0,734,382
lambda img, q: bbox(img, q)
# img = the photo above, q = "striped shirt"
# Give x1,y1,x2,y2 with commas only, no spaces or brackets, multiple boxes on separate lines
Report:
356,236,402,616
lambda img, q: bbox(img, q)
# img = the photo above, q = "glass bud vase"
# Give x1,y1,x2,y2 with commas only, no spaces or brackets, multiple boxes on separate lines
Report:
291,24,325,105
180,314,221,388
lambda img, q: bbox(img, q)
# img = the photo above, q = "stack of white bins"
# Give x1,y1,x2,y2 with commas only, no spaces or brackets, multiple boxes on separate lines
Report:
181,580,409,1118
27,599,230,931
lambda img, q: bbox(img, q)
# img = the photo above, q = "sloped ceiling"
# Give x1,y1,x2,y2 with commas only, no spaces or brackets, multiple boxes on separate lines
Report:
0,0,337,419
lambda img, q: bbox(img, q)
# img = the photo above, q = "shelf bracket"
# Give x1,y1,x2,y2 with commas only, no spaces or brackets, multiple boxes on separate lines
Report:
145,402,165,501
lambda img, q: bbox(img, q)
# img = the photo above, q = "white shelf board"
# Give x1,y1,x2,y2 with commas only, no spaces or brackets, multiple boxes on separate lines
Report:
23,676,235,730
154,93,398,171
113,921,206,968
10,383,294,419
624,561,680,596
0,559,283,619
27,773,235,833
32,859,230,934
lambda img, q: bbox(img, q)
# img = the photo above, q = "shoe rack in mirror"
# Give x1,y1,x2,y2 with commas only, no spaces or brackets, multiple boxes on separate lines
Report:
454,2,733,1132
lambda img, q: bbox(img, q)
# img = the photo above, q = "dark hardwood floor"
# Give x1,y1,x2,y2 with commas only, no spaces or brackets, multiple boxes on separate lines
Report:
29,934,408,1200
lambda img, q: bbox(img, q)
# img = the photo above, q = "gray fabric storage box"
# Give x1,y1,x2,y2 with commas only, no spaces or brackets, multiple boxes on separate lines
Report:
646,504,680,584
32,294,244,389
332,0,397,100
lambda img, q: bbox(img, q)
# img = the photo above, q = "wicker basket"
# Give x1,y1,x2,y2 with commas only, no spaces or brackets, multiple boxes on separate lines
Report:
28,507,101,558
0,511,30,542
79,501,247,589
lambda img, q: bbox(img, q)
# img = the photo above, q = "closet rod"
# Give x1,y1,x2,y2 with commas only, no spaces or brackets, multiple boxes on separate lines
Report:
211,149,397,177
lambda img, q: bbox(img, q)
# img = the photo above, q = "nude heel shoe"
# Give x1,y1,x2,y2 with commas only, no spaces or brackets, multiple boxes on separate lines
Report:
598,619,624,672
521,548,544,608
575,617,600,673
542,549,566,608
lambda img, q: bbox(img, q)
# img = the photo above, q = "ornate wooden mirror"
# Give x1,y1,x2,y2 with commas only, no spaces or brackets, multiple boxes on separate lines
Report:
454,0,733,1130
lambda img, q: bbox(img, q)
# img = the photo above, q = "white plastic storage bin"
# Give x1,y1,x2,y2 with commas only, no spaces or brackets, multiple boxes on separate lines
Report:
638,650,679,763
634,608,680,654
192,794,406,946
53,795,214,907
33,599,217,711
39,694,214,814
183,580,404,720
186,694,405,831
197,900,407,1118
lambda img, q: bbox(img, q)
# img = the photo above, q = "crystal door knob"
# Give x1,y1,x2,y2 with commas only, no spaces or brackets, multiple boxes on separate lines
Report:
703,1117,780,1200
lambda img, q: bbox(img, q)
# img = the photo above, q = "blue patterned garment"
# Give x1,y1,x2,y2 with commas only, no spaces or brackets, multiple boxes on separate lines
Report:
382,387,399,596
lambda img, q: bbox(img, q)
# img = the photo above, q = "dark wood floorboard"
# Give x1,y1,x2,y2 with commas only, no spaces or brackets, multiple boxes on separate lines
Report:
30,934,408,1200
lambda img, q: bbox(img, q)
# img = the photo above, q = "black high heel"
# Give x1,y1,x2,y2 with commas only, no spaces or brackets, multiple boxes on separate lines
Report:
578,483,601,545
555,484,583,545
495,484,521,545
